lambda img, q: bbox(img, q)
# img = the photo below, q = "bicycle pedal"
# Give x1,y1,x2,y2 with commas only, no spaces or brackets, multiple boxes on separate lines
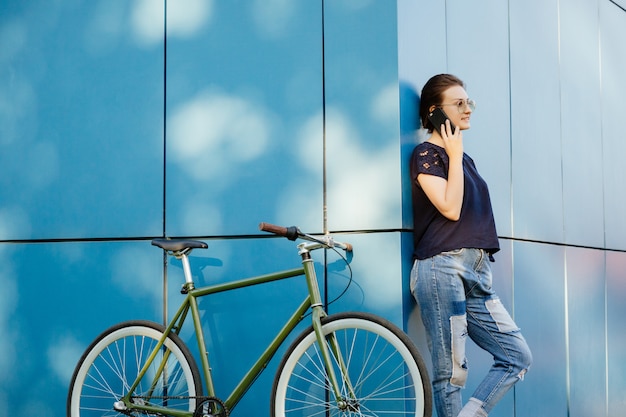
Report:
113,401,126,411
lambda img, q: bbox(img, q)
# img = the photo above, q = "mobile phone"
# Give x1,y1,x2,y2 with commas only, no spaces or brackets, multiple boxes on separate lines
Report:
428,107,456,135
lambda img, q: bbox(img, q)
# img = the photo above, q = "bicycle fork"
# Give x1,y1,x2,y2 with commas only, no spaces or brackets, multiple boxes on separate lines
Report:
301,250,359,412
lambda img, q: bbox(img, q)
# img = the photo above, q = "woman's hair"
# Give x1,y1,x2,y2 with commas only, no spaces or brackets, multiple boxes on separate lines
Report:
419,74,465,132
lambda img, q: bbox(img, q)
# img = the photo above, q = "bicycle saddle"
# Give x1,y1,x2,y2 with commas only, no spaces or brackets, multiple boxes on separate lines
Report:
151,238,208,252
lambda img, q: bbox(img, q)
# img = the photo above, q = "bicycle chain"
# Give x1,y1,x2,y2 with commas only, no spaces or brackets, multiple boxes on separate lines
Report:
131,395,201,400
128,396,229,417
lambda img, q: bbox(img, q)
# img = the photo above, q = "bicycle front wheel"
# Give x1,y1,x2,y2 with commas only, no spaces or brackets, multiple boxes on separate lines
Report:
67,320,202,417
272,312,432,417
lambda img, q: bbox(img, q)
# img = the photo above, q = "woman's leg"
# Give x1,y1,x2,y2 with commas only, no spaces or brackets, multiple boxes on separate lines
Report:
458,253,532,416
411,253,469,417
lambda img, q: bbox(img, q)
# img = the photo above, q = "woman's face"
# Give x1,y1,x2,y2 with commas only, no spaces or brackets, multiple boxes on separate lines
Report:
437,85,473,131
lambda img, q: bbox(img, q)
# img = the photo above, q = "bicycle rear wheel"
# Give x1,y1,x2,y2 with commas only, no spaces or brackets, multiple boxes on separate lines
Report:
67,320,202,417
272,312,432,417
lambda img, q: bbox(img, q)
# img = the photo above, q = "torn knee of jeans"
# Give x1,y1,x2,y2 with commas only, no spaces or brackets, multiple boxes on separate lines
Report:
450,313,468,387
517,367,528,381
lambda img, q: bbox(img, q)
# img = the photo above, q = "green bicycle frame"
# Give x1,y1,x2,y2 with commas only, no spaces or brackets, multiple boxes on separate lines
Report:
120,247,351,416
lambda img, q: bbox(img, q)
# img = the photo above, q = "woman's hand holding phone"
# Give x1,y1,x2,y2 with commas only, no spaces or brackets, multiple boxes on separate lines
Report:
428,108,463,159
441,119,463,159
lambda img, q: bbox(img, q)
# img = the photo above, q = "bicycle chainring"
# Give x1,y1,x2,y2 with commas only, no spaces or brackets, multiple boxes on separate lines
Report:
194,397,229,417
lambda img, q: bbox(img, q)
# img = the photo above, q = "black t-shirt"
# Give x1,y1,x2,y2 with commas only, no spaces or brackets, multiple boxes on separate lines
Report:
410,141,500,260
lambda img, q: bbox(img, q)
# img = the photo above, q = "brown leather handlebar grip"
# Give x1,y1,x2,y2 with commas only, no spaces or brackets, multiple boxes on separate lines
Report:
259,222,288,236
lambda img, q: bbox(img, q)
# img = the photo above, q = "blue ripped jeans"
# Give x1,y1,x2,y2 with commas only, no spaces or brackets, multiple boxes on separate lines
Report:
411,249,532,417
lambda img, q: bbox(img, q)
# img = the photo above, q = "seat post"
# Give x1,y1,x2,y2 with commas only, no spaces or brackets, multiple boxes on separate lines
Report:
179,251,195,291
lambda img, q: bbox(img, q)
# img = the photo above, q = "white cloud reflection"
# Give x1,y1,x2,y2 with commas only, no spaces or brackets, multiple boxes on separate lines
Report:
166,0,214,38
309,108,399,230
130,0,164,46
277,84,400,234
47,334,84,384
371,83,399,125
168,90,271,181
131,0,213,46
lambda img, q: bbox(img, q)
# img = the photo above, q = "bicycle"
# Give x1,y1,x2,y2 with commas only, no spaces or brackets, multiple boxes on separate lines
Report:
67,223,433,417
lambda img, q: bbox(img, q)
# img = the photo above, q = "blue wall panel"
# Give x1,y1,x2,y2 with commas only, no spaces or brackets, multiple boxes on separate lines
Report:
0,0,164,240
327,232,404,323
165,1,324,237
560,0,604,248
324,1,402,232
513,242,567,417
509,0,564,243
0,241,161,416
607,251,626,414
567,247,606,416
601,1,626,251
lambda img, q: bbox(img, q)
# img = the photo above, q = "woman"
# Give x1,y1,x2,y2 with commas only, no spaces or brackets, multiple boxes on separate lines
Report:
410,74,532,417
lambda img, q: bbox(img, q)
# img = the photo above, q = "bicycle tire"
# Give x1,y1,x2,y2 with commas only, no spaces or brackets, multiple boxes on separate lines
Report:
67,320,203,417
271,311,432,417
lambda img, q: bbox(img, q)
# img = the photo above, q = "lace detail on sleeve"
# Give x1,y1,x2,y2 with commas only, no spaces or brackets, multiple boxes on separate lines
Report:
416,148,447,179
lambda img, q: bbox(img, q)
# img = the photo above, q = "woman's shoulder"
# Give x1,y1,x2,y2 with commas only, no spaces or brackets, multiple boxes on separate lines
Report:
411,140,449,177
412,141,446,160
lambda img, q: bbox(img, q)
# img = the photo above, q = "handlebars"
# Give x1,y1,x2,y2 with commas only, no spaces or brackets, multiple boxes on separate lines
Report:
259,222,353,252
